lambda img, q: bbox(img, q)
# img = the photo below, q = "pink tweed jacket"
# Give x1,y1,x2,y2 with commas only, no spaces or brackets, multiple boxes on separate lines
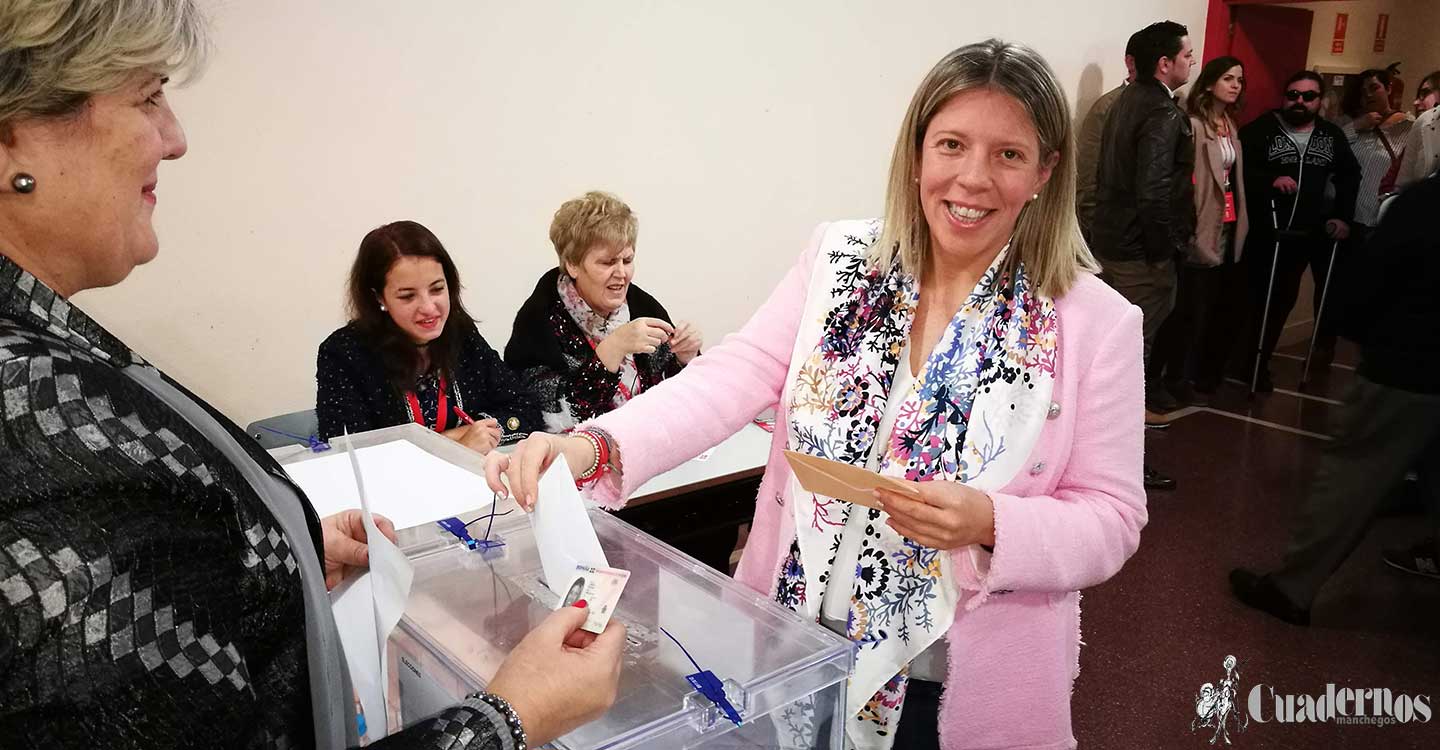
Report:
586,224,1147,749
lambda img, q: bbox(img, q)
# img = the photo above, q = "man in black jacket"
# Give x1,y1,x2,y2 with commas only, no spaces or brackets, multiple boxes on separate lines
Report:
1230,174,1440,626
1093,20,1195,489
1238,72,1360,391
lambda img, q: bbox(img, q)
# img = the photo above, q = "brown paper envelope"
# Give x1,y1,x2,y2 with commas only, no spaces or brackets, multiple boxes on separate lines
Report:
783,450,920,510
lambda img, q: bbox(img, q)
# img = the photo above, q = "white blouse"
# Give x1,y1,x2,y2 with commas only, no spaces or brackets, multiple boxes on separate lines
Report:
1217,132,1237,182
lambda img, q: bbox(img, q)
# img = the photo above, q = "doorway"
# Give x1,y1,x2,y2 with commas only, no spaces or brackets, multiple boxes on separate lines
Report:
1208,1,1316,126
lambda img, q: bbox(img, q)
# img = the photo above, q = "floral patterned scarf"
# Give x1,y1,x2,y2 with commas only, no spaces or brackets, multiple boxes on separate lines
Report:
777,220,1058,749
557,273,639,409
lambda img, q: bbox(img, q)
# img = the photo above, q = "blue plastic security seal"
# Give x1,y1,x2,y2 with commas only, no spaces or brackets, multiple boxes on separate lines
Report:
661,627,742,726
437,497,512,551
257,425,330,452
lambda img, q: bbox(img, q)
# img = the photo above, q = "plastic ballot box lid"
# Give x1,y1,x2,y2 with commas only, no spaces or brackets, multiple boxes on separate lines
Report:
386,507,853,749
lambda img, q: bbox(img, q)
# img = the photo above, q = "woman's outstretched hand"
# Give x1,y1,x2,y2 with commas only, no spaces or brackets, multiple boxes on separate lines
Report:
484,433,597,511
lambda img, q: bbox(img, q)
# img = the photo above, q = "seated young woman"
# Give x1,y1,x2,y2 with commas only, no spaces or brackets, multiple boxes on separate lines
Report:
505,191,702,432
317,220,540,452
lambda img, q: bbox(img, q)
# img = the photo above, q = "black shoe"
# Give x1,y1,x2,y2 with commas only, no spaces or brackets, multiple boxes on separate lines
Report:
1146,381,1181,413
1167,380,1210,407
1143,465,1176,491
1382,539,1440,581
1229,568,1310,626
1237,370,1275,394
1226,360,1273,393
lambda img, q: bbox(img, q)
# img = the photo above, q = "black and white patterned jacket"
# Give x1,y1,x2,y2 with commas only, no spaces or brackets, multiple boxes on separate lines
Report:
0,254,515,749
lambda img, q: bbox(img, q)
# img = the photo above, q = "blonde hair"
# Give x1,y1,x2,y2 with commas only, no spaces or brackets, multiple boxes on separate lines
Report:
0,0,209,127
548,190,639,269
875,38,1098,298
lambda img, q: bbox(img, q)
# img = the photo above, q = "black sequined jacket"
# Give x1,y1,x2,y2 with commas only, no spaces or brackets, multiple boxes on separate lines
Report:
504,268,683,432
0,255,515,749
315,323,541,443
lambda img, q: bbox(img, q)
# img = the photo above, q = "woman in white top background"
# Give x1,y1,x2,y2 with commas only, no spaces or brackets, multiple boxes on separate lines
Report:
1397,71,1440,188
1341,69,1414,233
1152,56,1249,398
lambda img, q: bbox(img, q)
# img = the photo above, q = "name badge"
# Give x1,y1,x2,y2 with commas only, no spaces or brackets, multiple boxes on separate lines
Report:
1223,190,1237,223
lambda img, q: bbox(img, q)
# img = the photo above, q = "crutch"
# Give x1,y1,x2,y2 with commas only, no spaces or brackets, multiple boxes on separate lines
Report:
1300,238,1342,387
1250,198,1283,398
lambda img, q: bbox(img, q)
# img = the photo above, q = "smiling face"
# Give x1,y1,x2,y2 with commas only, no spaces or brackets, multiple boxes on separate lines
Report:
379,256,450,345
565,243,635,316
917,88,1057,271
0,72,187,294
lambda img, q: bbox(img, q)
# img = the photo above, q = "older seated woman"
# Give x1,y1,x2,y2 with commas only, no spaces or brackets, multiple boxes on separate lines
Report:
316,220,540,452
492,39,1147,750
505,191,701,432
0,2,618,747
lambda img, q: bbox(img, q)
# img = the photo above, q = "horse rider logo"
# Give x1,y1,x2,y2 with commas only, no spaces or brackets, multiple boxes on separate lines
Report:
1192,655,1249,745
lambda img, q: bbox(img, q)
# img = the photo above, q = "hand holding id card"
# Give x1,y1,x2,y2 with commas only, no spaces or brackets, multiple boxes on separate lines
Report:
557,564,631,634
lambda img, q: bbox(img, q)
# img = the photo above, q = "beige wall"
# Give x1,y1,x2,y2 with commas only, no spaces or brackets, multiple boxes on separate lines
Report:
77,0,1209,425
1284,0,1440,77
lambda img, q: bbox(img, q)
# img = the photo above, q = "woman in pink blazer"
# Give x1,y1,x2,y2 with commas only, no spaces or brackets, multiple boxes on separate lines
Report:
490,39,1146,750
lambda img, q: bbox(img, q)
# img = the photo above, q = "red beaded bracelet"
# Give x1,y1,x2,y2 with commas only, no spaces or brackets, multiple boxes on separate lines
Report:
574,429,611,485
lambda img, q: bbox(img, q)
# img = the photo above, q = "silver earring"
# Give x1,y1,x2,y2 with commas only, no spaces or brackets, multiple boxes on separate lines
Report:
379,304,387,312
1031,193,1040,200
11,173,35,194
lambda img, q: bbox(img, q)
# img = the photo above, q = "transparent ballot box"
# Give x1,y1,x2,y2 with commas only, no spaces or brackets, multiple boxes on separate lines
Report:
385,509,853,749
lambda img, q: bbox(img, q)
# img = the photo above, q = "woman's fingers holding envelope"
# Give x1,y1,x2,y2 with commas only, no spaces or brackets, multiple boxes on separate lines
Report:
483,450,511,497
495,432,565,510
875,480,996,549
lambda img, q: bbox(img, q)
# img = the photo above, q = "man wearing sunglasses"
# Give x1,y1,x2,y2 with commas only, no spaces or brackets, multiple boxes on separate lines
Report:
1238,71,1360,392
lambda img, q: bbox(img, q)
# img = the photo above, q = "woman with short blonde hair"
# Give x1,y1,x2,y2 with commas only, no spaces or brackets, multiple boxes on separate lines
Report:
506,190,702,432
493,39,1147,749
0,2,620,747
547,190,639,269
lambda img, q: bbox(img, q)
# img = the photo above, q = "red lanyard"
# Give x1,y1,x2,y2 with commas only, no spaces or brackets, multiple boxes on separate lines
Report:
585,336,634,401
406,374,448,432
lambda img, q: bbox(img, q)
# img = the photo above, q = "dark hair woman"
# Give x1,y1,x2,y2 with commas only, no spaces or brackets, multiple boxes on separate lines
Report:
1339,69,1413,228
1153,56,1250,397
316,220,540,451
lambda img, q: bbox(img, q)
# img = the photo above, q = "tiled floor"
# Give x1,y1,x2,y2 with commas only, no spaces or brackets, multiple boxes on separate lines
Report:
1072,342,1439,748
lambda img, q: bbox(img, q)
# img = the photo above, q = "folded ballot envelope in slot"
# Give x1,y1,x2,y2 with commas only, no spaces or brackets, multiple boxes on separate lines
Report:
385,508,853,749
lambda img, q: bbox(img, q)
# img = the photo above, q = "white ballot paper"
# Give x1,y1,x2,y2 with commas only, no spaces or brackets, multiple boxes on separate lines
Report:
328,433,414,740
285,440,492,530
528,455,609,596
